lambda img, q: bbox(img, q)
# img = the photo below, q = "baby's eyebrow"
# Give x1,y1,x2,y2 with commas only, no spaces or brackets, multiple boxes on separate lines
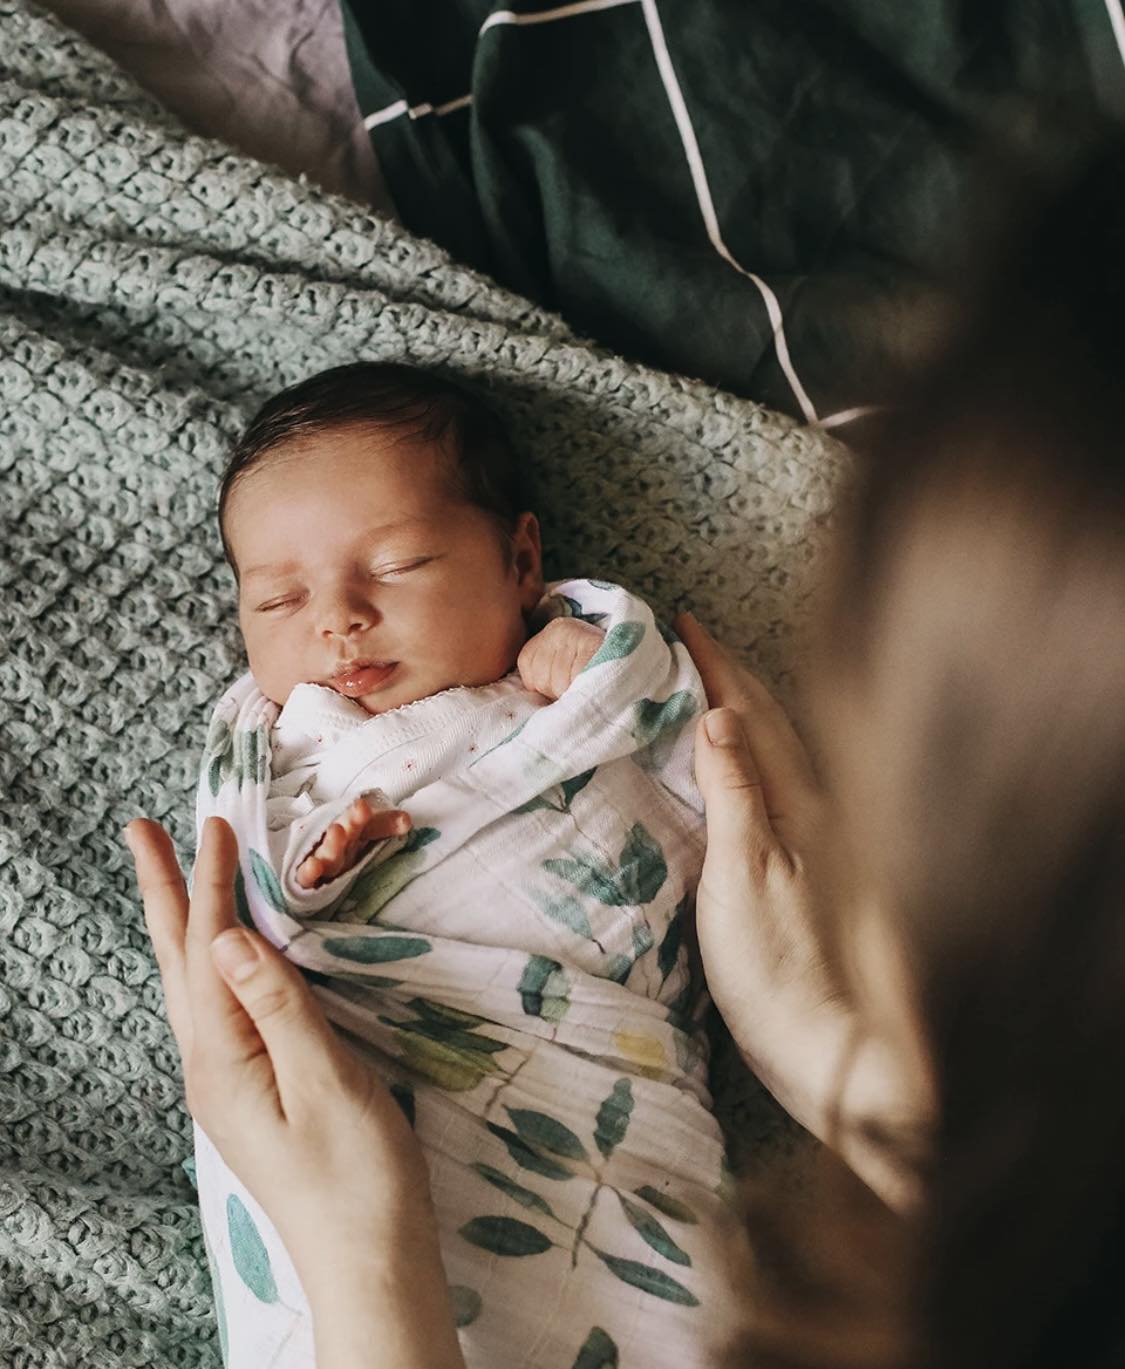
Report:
241,561,299,582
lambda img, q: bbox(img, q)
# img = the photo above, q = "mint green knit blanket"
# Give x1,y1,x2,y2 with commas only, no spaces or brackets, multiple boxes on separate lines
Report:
0,3,844,1364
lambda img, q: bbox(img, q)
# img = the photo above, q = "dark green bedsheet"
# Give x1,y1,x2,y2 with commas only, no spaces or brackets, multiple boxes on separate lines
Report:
342,0,1124,422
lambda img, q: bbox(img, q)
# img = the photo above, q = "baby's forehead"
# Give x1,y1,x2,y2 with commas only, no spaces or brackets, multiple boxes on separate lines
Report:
235,429,453,509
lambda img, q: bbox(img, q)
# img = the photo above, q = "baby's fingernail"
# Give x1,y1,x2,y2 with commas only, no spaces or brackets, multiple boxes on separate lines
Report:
703,708,743,747
121,824,137,854
211,929,260,983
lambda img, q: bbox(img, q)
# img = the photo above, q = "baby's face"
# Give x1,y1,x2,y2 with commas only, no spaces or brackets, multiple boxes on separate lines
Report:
224,423,543,714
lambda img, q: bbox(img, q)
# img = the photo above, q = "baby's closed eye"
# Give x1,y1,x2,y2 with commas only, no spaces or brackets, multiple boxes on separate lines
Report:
368,556,438,580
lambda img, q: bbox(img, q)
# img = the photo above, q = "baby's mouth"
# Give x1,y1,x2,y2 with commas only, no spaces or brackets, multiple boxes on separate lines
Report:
327,660,399,697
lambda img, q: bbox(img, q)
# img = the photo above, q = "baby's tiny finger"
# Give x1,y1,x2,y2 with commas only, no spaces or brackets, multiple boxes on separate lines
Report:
320,822,346,862
361,808,410,842
296,856,322,889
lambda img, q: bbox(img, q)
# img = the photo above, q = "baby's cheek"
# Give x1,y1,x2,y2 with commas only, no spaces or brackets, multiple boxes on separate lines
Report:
245,641,296,706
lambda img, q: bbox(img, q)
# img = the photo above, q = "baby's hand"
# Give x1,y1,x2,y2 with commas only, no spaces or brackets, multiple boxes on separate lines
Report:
296,797,412,889
517,617,606,701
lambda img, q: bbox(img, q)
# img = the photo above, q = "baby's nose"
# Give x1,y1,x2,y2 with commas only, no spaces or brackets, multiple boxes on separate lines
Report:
319,591,379,638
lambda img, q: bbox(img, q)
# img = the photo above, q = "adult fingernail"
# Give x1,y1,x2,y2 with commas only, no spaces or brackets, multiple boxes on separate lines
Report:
703,708,743,747
211,929,260,983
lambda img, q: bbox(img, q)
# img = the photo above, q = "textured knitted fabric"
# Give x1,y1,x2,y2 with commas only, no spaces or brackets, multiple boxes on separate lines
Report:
0,2,846,1365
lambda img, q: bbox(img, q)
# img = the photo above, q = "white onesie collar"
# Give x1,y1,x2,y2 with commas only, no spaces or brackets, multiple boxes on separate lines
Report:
272,673,527,754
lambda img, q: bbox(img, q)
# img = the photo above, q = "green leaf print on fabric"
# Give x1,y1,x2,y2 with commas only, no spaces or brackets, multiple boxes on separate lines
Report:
398,1034,498,1092
449,1285,483,1328
506,1108,589,1162
518,955,570,1021
201,1218,229,1367
658,894,689,983
517,768,597,817
460,1216,553,1257
207,754,226,799
321,934,432,963
655,617,682,647
395,1018,508,1055
560,768,596,807
583,621,645,671
306,968,404,992
409,998,489,1029
544,824,667,910
606,954,632,984
634,1186,699,1225
385,1002,507,1067
617,825,668,905
573,1326,619,1369
249,850,288,916
557,594,608,627
632,691,696,750
631,921,654,961
618,1195,692,1266
592,1250,699,1306
542,859,619,908
233,865,254,930
486,1123,576,1181
587,579,618,591
180,1156,197,1190
538,893,595,939
383,1001,506,1090
226,1194,278,1304
473,1164,559,1219
242,729,260,788
204,713,233,796
337,826,440,922
390,1083,415,1128
205,716,268,794
594,1079,634,1159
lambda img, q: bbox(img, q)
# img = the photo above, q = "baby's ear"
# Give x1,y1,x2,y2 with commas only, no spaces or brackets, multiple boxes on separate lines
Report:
511,511,544,611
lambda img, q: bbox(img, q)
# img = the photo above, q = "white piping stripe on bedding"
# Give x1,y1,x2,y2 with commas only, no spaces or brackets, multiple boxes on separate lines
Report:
481,0,640,36
364,99,409,129
816,404,882,431
1105,0,1125,71
363,3,637,129
364,93,473,129
639,0,819,424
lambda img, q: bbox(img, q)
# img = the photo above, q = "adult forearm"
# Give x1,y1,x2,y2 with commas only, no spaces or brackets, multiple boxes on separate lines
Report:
305,1224,466,1369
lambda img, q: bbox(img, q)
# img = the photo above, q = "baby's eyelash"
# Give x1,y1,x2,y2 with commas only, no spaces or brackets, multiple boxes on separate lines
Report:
256,595,302,612
373,557,433,578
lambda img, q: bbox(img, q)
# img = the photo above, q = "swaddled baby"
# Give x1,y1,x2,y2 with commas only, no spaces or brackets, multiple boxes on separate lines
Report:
194,363,743,1369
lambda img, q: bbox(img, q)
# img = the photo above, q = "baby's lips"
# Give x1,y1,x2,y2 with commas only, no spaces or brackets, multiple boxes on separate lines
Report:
328,662,398,697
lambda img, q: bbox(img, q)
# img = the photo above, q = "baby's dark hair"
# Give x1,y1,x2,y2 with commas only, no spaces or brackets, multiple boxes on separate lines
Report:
218,362,529,571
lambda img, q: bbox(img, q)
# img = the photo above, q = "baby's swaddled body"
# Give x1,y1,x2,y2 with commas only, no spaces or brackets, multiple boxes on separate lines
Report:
195,579,742,1368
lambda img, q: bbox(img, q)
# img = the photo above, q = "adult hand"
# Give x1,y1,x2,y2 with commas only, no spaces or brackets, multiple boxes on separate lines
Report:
124,815,466,1369
676,614,930,1211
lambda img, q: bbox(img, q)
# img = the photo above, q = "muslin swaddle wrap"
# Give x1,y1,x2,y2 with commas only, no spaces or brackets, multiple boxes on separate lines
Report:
193,578,743,1368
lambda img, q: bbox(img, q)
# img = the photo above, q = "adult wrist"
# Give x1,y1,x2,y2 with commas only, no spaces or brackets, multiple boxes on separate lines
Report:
302,1208,466,1369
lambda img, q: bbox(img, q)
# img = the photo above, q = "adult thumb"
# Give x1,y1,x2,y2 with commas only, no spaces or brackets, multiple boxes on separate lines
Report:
694,707,775,860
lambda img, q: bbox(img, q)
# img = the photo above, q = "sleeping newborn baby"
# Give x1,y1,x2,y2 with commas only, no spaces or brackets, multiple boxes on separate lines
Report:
193,363,743,1368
